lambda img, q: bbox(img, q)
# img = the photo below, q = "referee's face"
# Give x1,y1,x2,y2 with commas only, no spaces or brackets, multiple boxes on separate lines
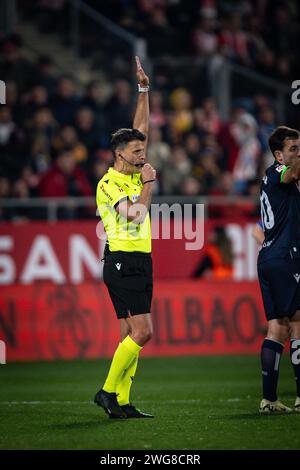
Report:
118,140,146,173
281,138,300,166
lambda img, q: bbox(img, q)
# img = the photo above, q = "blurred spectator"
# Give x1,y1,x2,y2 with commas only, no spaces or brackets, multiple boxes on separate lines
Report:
0,176,11,198
5,81,22,123
22,85,49,122
211,172,234,196
147,127,171,171
246,15,267,65
0,176,12,221
145,8,177,57
265,6,297,59
147,126,171,194
193,226,233,279
257,105,276,152
38,150,92,198
193,150,221,193
38,150,93,218
28,108,58,151
180,175,201,196
184,133,202,164
219,13,251,65
192,15,218,57
34,55,58,96
10,178,34,220
169,88,194,137
81,80,108,143
52,125,88,165
162,145,192,194
231,112,261,194
0,106,28,179
201,97,222,135
74,107,101,159
105,79,132,133
50,76,80,126
150,91,167,130
30,136,51,175
0,34,35,92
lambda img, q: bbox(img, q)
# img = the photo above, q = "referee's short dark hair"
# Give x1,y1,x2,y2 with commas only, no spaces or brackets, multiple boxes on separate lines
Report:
111,128,146,155
269,126,300,157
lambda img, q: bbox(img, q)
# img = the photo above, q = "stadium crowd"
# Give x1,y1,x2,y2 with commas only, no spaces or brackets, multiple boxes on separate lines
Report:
1,0,299,219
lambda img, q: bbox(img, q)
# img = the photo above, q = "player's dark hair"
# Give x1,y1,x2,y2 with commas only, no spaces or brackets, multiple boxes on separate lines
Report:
111,128,146,156
269,126,300,158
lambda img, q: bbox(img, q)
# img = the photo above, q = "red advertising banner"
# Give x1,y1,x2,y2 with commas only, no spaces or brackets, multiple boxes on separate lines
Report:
0,219,259,283
0,281,266,361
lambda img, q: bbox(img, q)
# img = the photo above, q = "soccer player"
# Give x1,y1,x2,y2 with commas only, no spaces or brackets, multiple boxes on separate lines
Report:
258,126,300,413
94,57,155,419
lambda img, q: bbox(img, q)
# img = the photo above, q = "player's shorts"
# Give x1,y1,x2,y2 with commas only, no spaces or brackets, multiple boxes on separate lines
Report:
257,256,300,321
103,250,153,319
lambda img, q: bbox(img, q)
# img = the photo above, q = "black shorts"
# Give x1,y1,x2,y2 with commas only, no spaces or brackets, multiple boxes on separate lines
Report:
258,256,300,321
103,251,153,319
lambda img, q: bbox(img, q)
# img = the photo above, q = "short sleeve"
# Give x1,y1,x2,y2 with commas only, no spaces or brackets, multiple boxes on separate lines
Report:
96,180,128,209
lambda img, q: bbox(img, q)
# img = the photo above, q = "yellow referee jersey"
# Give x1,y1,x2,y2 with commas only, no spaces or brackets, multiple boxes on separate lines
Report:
96,167,151,253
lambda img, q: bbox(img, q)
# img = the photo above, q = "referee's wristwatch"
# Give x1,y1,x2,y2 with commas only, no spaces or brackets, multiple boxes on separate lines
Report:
138,83,149,93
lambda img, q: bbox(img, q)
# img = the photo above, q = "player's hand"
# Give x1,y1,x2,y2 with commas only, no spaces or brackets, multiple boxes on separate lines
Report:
136,56,149,87
141,163,156,183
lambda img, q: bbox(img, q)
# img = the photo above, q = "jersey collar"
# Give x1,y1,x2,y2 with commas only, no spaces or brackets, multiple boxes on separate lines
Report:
108,167,141,184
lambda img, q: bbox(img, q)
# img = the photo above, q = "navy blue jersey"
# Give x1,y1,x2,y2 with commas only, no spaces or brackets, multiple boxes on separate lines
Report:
258,162,300,262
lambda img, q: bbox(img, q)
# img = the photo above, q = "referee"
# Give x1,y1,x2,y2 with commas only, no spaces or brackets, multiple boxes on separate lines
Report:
94,57,155,419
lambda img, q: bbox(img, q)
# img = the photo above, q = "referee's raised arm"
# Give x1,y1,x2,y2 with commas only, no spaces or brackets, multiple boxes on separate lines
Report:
133,56,149,147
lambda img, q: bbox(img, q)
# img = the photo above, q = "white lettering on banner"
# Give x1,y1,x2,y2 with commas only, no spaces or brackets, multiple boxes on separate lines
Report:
226,224,259,281
69,235,103,283
0,236,15,284
246,224,259,280
226,225,244,280
20,236,66,283
0,223,260,284
0,340,6,364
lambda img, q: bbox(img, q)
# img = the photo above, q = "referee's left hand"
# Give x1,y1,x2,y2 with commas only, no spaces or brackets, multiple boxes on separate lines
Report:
136,56,149,87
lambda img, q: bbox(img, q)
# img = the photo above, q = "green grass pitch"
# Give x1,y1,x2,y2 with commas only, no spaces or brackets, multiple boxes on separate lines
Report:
0,355,299,450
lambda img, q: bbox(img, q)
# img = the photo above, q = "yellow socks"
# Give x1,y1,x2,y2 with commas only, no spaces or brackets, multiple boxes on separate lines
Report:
116,353,139,406
103,336,142,393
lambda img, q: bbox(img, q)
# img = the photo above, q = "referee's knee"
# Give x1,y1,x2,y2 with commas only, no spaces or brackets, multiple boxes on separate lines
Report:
133,326,153,345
